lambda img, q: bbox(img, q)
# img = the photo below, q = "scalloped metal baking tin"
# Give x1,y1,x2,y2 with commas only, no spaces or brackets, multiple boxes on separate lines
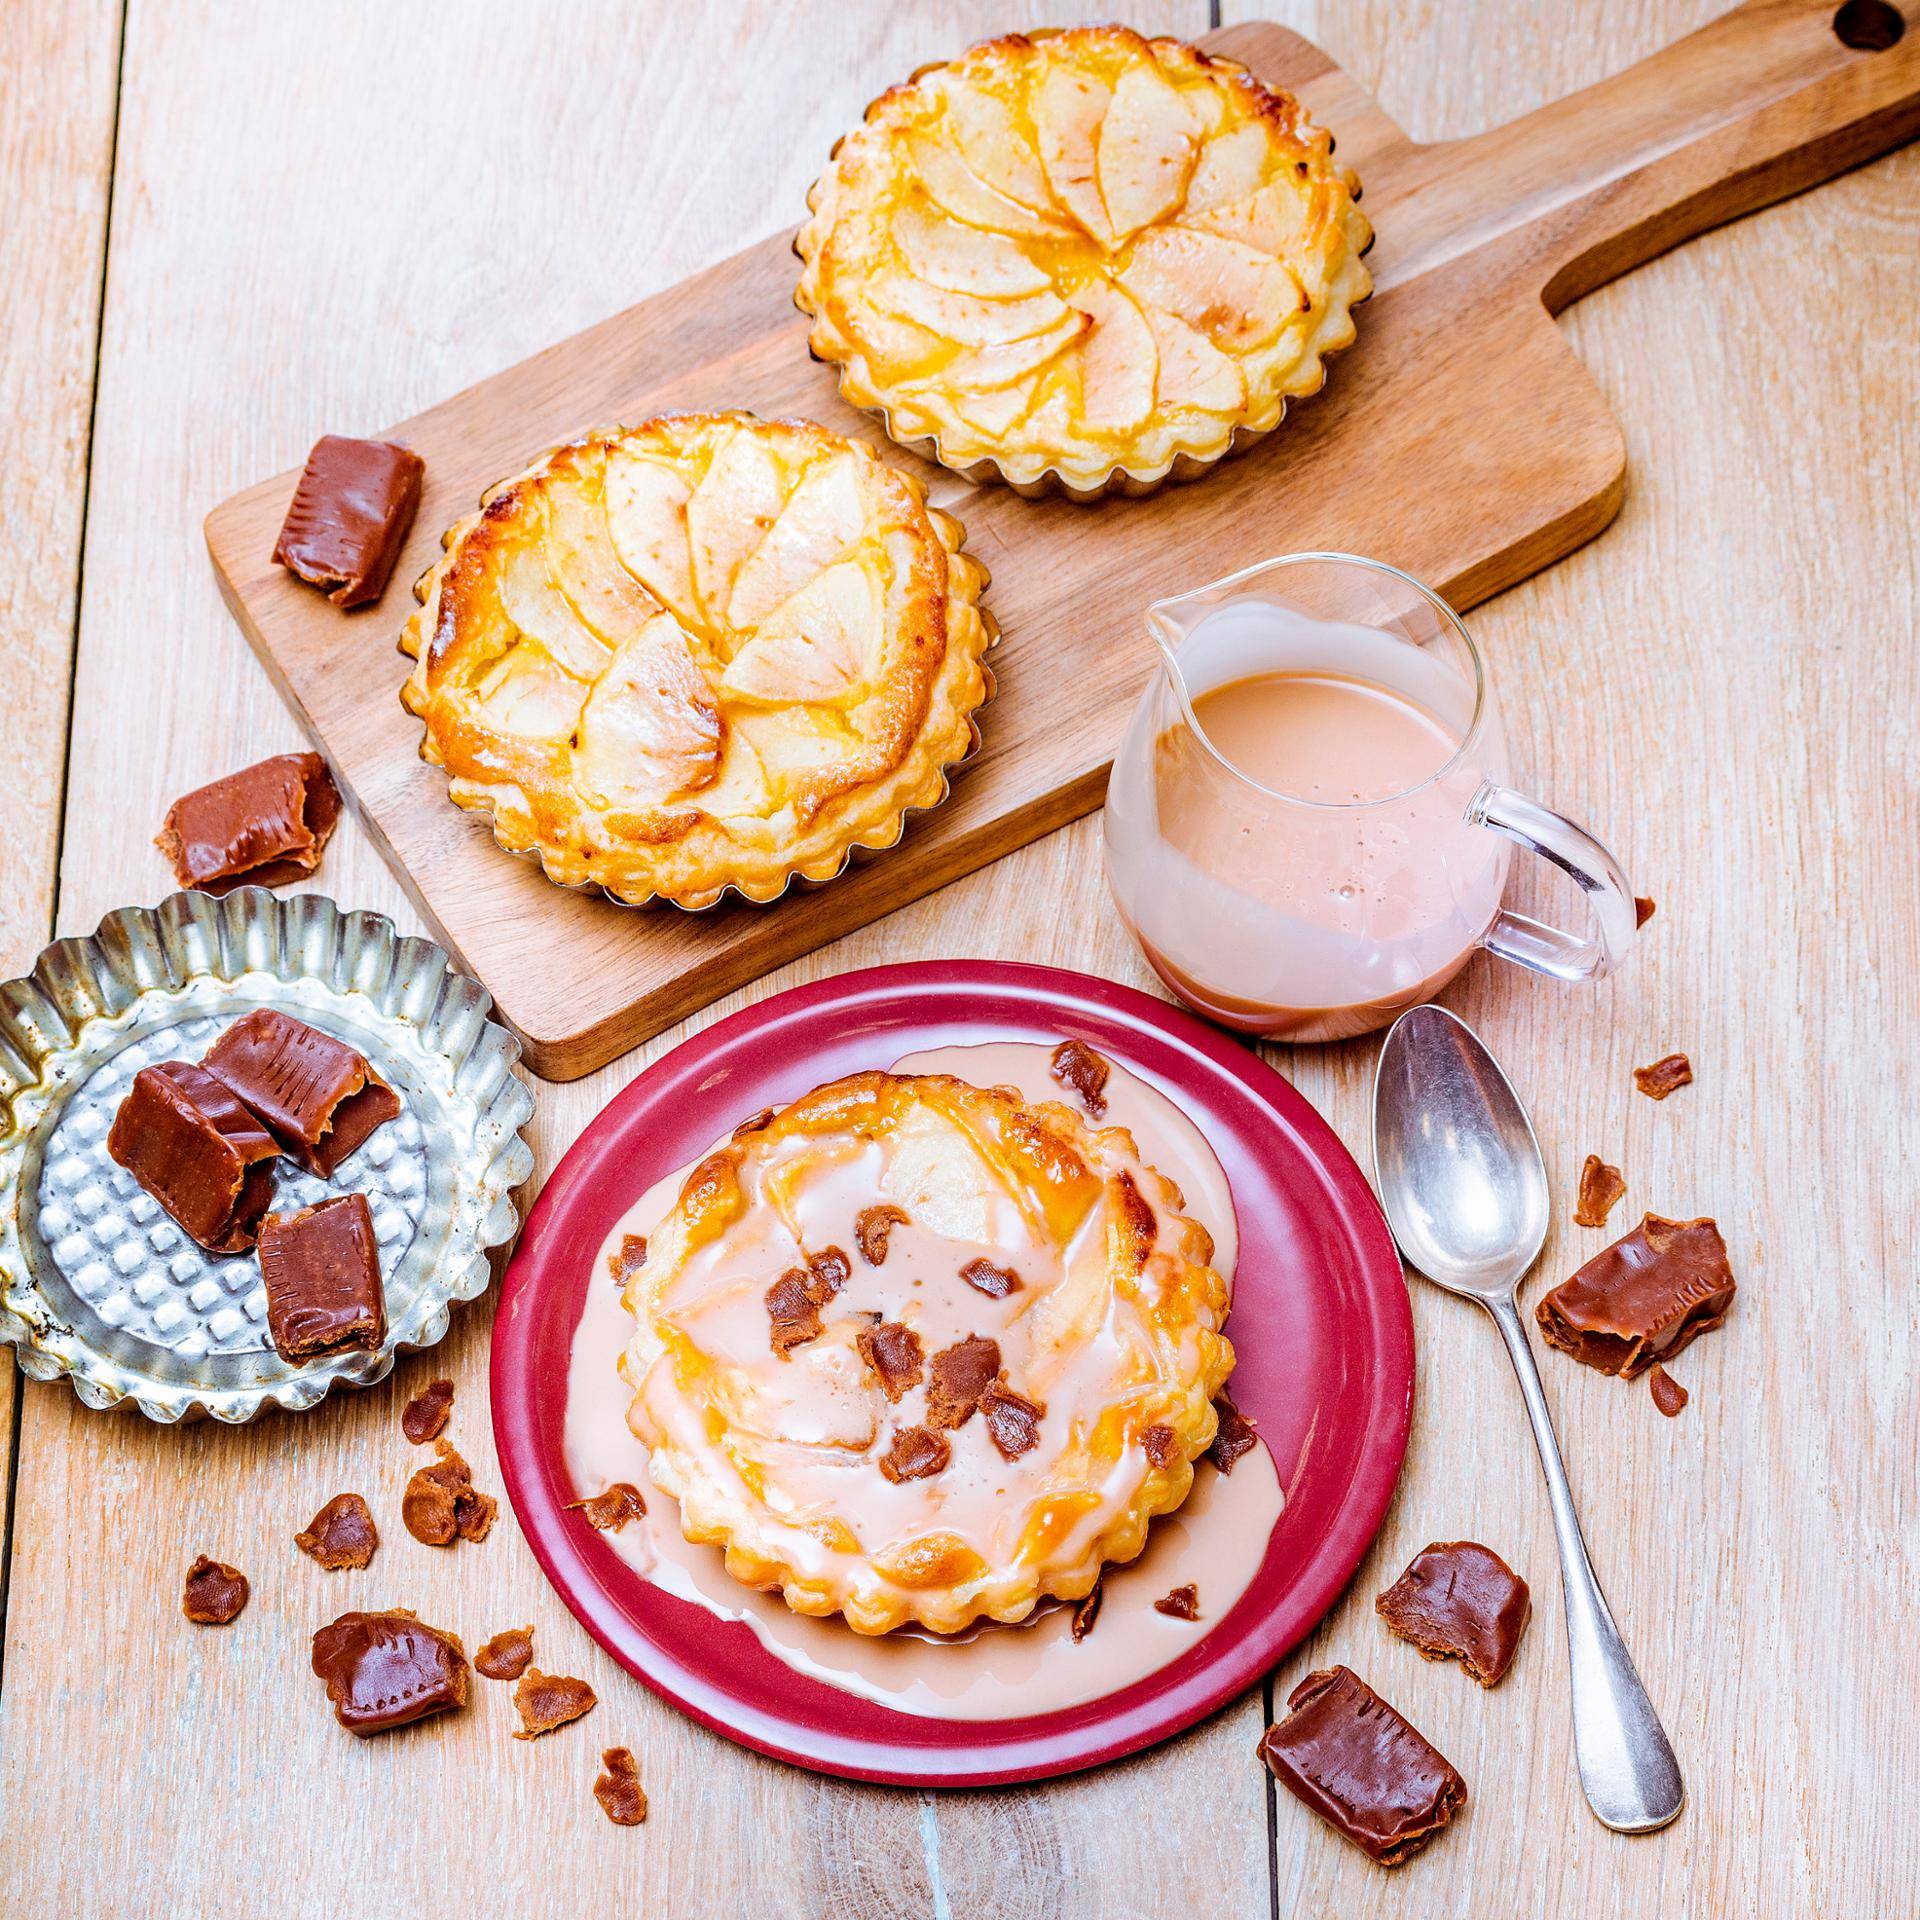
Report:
0,890,535,1423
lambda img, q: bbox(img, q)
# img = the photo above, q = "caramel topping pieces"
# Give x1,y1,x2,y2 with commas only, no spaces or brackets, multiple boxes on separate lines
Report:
476,1625,536,1682
311,1609,468,1735
155,752,342,891
1633,1051,1693,1099
567,1482,647,1532
1048,1038,1111,1117
765,1246,851,1355
400,1377,455,1444
1574,1154,1627,1229
595,1747,649,1826
960,1256,1023,1299
1141,1423,1180,1470
401,1439,497,1546
183,1556,250,1624
608,1233,648,1287
511,1668,598,1739
1537,1213,1735,1378
925,1334,1001,1430
980,1377,1045,1460
1154,1583,1200,1621
295,1493,378,1572
854,1203,909,1266
1376,1541,1531,1687
1071,1581,1104,1643
1207,1393,1258,1474
1648,1364,1688,1417
879,1425,951,1483
856,1320,925,1402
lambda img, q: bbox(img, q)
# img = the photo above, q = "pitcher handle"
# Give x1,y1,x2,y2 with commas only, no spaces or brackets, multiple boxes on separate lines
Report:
1471,783,1639,983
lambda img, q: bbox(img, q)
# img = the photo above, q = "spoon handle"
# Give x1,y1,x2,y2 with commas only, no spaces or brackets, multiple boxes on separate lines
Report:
1485,1293,1686,1832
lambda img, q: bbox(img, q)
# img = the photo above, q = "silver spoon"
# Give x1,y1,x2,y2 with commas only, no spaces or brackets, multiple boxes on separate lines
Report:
1371,1003,1684,1833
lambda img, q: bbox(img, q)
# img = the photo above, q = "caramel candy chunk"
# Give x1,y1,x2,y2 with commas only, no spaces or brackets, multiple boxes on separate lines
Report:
1071,1581,1103,1643
1537,1214,1735,1378
765,1247,851,1355
295,1493,378,1571
855,1203,908,1266
857,1320,925,1402
608,1233,648,1287
879,1425,951,1482
567,1482,646,1532
1259,1666,1468,1866
595,1747,649,1826
1207,1393,1258,1474
155,752,342,892
1634,895,1657,929
512,1667,598,1739
259,1193,386,1361
476,1625,535,1682
183,1556,249,1624
107,1060,280,1253
960,1256,1022,1299
202,1008,400,1177
273,435,424,608
925,1334,1001,1430
1048,1038,1110,1118
1648,1364,1688,1417
402,1439,496,1546
980,1376,1045,1460
1154,1583,1201,1621
1142,1423,1180,1470
1376,1542,1531,1687
1574,1154,1627,1229
1633,1051,1693,1100
311,1609,468,1735
809,1245,851,1294
400,1377,455,1445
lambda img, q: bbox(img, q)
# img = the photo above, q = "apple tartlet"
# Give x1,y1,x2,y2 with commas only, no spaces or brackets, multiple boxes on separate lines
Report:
400,414,994,908
618,1071,1234,1636
794,26,1371,498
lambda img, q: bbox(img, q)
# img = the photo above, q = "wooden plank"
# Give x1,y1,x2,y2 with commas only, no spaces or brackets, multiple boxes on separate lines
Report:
202,0,1920,1079
1,7,1288,1920
1220,2,1920,1913
0,0,123,1652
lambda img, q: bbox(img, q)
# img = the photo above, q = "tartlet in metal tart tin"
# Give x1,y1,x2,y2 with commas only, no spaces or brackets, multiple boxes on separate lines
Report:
0,890,534,1423
795,26,1372,500
400,412,996,910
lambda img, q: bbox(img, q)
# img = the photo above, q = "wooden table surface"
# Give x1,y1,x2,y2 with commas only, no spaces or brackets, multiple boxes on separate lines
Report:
2,3,1913,1913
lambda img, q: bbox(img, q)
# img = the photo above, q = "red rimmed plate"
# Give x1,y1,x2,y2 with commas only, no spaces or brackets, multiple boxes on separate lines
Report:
492,961,1411,1785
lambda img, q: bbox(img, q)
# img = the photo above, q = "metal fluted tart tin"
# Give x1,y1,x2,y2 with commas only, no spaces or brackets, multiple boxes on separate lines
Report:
0,890,535,1423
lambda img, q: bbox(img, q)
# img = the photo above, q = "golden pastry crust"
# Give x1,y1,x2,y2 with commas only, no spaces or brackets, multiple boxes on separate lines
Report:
400,414,994,908
620,1071,1235,1636
795,27,1372,498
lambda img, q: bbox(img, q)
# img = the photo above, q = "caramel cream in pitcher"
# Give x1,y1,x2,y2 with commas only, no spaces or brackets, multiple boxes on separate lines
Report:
1104,553,1641,1041
563,1042,1281,1721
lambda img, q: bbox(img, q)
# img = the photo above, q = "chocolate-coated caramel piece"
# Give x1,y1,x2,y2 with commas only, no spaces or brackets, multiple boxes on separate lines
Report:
107,1060,280,1253
1258,1666,1467,1866
1536,1214,1735,1378
258,1193,386,1361
1376,1542,1531,1686
310,1609,468,1734
202,1007,400,1177
156,752,341,891
273,435,424,608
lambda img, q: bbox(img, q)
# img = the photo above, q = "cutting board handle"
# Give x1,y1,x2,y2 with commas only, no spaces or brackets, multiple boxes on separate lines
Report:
1427,0,1919,308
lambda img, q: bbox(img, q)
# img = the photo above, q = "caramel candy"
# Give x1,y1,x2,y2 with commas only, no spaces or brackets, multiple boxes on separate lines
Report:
765,1247,850,1355
1633,1051,1693,1100
295,1492,379,1571
979,1376,1044,1460
1071,1581,1103,1643
1048,1038,1110,1118
1154,1583,1200,1621
156,752,341,892
512,1668,598,1739
960,1256,1022,1299
879,1425,950,1483
1574,1153,1627,1229
1207,1393,1258,1474
400,1377,454,1444
856,1320,924,1402
258,1193,386,1361
403,1439,495,1545
1537,1214,1735,1378
854,1203,908,1265
273,435,424,608
1141,1423,1180,1470
183,1556,249,1624
1376,1542,1531,1686
203,1009,400,1177
607,1233,648,1288
1648,1364,1688,1417
1258,1666,1468,1866
566,1482,646,1532
476,1625,535,1682
1634,895,1657,929
107,1060,280,1253
925,1334,1000,1430
595,1748,649,1826
311,1609,468,1734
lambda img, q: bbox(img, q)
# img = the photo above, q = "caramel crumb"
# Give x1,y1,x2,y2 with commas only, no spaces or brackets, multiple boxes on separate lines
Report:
1648,1365,1688,1417
1142,1424,1180,1470
400,1377,454,1444
512,1667,598,1739
1071,1581,1104,1643
295,1492,378,1571
855,1203,909,1266
960,1257,1022,1299
402,1440,495,1547
566,1482,646,1532
980,1377,1045,1460
856,1320,925,1402
926,1334,1001,1430
595,1747,648,1826
1207,1393,1258,1474
766,1248,850,1355
1154,1583,1201,1622
607,1233,648,1287
1574,1154,1627,1229
1634,896,1656,929
1049,1038,1111,1118
476,1624,535,1682
879,1425,951,1483
1633,1052,1693,1100
183,1556,249,1624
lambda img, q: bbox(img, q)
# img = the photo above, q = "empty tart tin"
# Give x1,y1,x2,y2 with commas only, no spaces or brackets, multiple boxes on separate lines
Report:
0,889,535,1422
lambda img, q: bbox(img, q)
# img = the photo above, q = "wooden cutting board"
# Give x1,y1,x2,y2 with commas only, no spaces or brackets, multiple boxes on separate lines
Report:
204,0,1920,1080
